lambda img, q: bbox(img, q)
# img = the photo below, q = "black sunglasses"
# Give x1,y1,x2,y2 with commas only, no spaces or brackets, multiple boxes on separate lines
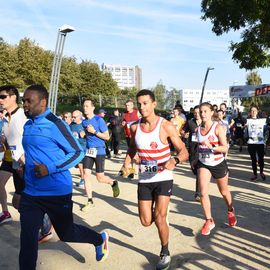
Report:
0,95,9,99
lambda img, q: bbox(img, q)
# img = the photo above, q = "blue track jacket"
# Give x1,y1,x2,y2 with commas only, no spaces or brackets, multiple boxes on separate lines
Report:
22,108,84,196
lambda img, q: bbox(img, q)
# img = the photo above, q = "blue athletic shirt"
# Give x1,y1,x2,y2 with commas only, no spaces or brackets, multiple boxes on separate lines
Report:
82,115,108,155
22,108,84,196
70,122,87,151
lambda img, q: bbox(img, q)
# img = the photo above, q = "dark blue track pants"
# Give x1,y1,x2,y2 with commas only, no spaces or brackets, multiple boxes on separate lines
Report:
19,193,103,270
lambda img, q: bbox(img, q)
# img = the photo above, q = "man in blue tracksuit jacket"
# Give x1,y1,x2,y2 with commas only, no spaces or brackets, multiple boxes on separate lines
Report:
19,85,109,270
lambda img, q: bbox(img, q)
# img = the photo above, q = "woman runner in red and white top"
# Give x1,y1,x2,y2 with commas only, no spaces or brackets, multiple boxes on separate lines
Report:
196,102,237,236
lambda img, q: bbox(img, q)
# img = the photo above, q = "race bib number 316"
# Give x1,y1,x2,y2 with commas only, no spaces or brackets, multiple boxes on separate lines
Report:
139,160,158,175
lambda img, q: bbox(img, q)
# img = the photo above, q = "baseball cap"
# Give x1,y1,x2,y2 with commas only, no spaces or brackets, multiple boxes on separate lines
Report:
98,109,106,114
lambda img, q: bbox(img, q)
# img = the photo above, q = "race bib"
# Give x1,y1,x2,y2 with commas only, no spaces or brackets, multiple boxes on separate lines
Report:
191,133,198,142
86,147,97,158
236,123,242,127
199,152,210,159
139,160,158,175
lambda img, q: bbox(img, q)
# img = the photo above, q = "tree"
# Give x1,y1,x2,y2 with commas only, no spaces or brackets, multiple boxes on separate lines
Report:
0,38,19,86
59,56,81,99
16,38,52,89
152,81,166,110
242,71,263,108
246,71,262,85
164,87,180,110
201,0,270,69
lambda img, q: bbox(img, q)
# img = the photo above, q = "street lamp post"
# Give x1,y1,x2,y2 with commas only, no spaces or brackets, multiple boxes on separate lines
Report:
199,67,214,104
48,24,75,114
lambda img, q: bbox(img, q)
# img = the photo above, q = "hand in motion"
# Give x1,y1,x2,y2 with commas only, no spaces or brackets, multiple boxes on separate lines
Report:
34,163,49,178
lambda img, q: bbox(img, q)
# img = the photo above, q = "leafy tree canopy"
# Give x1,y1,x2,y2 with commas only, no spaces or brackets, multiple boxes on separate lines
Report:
201,0,270,69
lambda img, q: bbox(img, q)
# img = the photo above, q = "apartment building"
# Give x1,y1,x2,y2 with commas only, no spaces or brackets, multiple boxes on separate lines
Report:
101,64,142,90
180,88,231,111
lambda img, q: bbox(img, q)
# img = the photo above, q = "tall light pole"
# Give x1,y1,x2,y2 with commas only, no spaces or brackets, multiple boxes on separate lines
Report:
48,24,75,114
199,67,214,104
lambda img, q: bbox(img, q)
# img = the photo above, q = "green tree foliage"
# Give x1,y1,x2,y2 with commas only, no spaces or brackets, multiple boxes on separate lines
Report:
59,56,81,97
79,60,120,103
201,0,270,69
16,38,52,88
246,71,262,85
165,87,180,110
152,81,166,110
242,71,263,108
0,38,19,85
120,87,138,101
0,37,120,103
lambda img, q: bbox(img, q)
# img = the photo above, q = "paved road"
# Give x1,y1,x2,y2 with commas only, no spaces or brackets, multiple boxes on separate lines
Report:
0,146,269,270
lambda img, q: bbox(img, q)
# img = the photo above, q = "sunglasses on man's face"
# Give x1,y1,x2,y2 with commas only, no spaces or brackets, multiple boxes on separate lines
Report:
0,95,9,100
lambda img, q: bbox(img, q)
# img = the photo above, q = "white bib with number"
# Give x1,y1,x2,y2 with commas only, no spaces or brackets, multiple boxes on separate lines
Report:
139,160,158,176
86,147,97,158
191,133,198,142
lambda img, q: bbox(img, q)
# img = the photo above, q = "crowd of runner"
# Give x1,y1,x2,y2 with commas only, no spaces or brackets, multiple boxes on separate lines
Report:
0,84,269,270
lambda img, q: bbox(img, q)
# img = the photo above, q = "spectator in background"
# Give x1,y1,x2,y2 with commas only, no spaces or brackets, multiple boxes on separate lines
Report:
122,100,141,147
108,109,122,157
183,105,201,201
174,102,187,121
120,100,140,179
98,109,111,159
233,111,246,152
246,105,267,181
213,104,218,112
186,107,194,121
170,107,186,138
70,110,86,187
63,112,72,125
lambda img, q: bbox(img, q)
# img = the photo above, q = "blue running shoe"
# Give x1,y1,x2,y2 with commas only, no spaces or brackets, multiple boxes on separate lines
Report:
95,231,109,262
76,179,85,187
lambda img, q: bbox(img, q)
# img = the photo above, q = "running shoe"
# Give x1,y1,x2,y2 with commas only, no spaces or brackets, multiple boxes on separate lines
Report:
96,231,109,262
228,207,237,227
76,179,85,187
260,172,266,181
81,199,95,211
194,193,200,202
250,175,258,181
128,168,136,179
112,181,120,198
156,253,171,270
119,167,135,179
38,231,53,244
201,219,215,236
0,211,12,225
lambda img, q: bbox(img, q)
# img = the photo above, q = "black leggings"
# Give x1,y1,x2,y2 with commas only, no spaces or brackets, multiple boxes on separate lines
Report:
247,144,265,175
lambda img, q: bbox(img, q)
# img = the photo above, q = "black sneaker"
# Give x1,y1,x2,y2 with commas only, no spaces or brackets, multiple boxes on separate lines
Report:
194,193,200,202
156,253,171,270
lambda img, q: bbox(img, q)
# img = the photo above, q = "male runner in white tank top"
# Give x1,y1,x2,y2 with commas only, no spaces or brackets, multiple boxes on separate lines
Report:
122,89,188,270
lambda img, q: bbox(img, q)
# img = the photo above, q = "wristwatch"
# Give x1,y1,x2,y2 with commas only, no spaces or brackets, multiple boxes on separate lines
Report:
94,130,99,135
174,157,180,165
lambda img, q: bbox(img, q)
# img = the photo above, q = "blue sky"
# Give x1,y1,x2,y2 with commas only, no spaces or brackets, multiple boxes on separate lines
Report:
1,0,269,90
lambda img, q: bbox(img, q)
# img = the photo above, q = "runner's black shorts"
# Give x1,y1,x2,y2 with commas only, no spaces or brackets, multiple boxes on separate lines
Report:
83,155,105,173
138,180,173,200
0,160,25,194
197,159,229,179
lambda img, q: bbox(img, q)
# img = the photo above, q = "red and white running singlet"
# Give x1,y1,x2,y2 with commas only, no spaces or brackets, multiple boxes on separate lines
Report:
135,117,173,183
197,121,224,166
